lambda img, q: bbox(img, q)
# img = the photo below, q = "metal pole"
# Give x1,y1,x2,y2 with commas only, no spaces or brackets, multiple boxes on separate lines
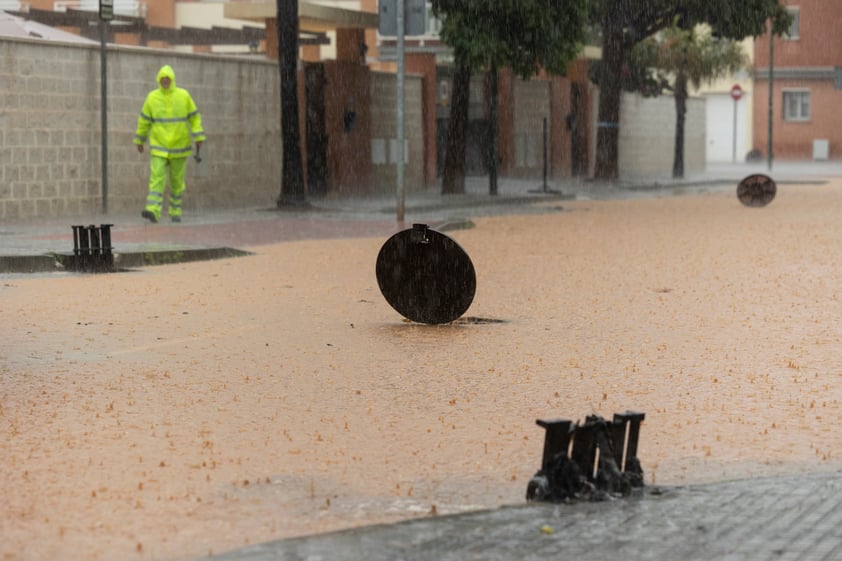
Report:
767,25,774,172
542,116,548,190
100,20,108,214
396,0,406,223
732,98,737,163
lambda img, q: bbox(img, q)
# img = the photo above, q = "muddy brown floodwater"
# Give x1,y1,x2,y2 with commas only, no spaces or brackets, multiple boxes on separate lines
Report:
3,181,842,561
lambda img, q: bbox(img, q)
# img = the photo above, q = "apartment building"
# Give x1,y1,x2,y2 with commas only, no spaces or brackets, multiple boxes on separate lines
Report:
753,0,842,161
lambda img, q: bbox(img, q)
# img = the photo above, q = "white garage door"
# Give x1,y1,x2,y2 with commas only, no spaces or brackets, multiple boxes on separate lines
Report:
705,92,749,163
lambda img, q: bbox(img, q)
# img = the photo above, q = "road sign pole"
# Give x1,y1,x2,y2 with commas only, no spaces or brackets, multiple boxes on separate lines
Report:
729,84,743,165
99,7,110,214
732,98,738,163
396,0,405,223
767,28,774,172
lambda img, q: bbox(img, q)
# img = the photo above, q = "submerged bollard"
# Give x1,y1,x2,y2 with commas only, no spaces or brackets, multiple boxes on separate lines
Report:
68,224,115,273
612,411,645,476
527,411,645,502
537,419,572,472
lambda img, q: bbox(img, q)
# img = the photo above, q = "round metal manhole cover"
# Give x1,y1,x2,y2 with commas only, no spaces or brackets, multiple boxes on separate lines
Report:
376,223,476,325
737,174,777,207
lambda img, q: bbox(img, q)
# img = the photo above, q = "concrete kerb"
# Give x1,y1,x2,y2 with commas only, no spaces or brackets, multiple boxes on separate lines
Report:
0,248,252,275
0,189,565,275
0,166,831,275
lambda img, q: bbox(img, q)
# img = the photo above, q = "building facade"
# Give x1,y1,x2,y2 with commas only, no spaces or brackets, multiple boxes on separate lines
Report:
753,0,842,161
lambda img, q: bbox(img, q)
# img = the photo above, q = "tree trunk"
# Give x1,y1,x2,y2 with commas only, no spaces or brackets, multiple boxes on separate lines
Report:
594,24,625,181
441,62,471,195
277,0,307,207
672,71,688,179
487,63,498,196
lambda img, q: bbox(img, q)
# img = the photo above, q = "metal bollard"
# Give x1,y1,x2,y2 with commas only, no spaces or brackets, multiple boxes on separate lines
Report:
570,416,601,479
98,224,114,271
68,224,115,273
612,411,645,473
527,411,646,502
72,225,85,257
88,225,100,256
536,419,572,471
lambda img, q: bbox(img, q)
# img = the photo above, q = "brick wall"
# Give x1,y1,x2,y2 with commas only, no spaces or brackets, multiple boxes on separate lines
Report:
752,0,842,161
754,79,842,160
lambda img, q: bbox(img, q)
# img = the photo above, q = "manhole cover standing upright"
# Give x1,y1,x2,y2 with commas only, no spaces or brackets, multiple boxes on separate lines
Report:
737,174,777,207
376,223,476,324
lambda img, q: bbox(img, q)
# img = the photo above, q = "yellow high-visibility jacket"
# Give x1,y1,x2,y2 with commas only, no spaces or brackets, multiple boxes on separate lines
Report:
134,65,205,159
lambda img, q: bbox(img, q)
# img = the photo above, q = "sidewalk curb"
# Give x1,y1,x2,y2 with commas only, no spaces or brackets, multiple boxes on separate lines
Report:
0,248,252,274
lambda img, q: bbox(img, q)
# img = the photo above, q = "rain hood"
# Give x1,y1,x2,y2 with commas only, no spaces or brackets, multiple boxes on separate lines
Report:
156,65,176,90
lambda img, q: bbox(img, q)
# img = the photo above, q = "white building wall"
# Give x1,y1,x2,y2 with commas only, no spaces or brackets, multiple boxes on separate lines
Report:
618,93,706,178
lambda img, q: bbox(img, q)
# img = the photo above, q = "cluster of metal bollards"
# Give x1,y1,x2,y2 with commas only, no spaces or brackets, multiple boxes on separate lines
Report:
527,411,645,503
67,224,115,273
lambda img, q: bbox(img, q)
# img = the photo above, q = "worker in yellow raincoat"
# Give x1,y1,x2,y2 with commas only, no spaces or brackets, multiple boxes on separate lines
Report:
134,64,205,223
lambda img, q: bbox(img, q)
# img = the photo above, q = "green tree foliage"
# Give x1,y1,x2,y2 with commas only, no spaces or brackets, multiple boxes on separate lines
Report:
434,0,587,79
432,0,588,194
635,25,748,177
589,0,792,180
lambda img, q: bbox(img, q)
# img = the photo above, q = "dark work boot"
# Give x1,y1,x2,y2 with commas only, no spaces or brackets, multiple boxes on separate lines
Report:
141,210,158,224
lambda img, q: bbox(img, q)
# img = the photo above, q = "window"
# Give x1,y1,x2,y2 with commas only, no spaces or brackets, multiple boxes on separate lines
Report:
425,2,441,36
785,7,800,40
783,90,811,121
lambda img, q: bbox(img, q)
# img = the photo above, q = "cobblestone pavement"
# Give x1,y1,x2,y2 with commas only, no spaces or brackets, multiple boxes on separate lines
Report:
207,470,842,561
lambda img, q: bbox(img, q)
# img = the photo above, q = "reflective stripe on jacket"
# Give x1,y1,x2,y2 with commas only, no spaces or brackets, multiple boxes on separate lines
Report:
134,65,206,159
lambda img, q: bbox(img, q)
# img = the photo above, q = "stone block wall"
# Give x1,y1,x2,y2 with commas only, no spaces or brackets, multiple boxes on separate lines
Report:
0,36,431,220
0,35,705,220
368,70,424,194
619,93,705,178
1,37,282,220
513,78,552,177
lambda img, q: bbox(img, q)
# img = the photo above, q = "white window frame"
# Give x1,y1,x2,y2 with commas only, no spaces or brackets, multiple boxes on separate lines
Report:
783,89,811,122
785,7,800,40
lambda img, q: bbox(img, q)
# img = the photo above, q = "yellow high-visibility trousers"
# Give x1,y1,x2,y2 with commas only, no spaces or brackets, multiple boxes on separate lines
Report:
145,156,187,221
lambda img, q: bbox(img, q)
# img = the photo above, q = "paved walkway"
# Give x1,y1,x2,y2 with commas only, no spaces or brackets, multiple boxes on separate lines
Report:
207,470,842,561
5,161,834,273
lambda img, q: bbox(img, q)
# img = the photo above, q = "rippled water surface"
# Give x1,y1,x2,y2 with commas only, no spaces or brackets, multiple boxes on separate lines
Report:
3,182,842,560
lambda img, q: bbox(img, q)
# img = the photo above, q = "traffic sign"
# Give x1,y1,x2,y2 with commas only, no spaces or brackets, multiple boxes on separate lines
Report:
378,0,426,36
730,84,744,101
99,0,113,21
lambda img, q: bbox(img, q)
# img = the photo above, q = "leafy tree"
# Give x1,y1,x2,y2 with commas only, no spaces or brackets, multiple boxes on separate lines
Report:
589,0,792,180
277,0,307,207
634,24,748,177
432,0,588,195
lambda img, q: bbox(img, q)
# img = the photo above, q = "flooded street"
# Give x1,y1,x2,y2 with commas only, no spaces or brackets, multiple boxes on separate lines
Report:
3,181,842,561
